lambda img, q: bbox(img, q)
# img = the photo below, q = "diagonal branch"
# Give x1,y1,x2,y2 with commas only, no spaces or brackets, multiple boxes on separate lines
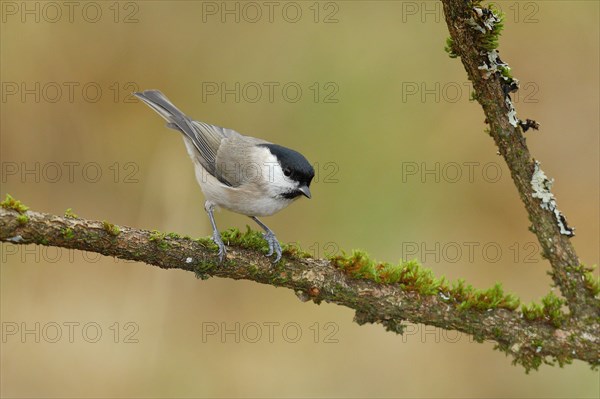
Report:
1,206,598,371
440,0,599,319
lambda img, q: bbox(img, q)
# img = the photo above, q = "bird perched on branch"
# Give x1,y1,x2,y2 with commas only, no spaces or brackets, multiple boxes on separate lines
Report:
134,90,314,262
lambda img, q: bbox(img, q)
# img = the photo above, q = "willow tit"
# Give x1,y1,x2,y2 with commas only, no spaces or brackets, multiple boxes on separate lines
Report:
134,90,314,262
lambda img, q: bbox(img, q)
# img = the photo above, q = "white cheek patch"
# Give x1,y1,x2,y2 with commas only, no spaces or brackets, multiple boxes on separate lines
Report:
258,150,297,190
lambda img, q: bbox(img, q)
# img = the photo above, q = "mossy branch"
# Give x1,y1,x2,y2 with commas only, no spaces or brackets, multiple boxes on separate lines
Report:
1,206,598,372
440,0,599,319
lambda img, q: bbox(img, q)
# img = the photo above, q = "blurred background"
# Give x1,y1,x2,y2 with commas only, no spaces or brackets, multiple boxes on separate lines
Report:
1,1,598,397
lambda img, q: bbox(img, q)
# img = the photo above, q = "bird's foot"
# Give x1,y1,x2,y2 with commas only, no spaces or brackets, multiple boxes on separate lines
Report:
212,231,227,262
263,230,282,263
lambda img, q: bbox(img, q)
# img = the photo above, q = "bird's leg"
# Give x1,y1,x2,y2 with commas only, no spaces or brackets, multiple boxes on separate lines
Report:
250,216,282,263
205,201,226,262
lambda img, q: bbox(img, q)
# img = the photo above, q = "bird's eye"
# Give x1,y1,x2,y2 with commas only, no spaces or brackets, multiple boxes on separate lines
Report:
283,168,292,177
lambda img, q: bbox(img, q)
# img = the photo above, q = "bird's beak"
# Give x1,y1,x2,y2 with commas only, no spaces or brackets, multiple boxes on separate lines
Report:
299,185,311,199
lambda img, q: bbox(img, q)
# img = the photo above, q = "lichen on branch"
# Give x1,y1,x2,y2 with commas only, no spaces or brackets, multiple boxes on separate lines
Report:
440,0,598,319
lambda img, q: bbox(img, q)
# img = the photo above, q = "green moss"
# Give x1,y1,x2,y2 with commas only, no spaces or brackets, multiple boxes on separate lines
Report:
1,194,28,213
583,268,600,296
193,261,215,280
102,220,121,236
381,319,405,334
498,65,513,80
62,228,75,240
270,273,289,285
149,230,169,250
247,264,260,277
166,232,181,240
541,292,567,327
564,264,600,297
518,353,543,374
221,227,269,252
521,292,566,327
330,250,519,311
453,281,520,311
282,242,312,259
491,327,503,339
64,208,78,219
329,250,422,284
496,337,576,373
149,230,166,241
16,214,29,225
330,250,373,279
444,36,458,58
479,4,504,52
194,236,217,250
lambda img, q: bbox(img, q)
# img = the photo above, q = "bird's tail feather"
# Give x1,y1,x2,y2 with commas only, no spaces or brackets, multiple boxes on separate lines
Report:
133,90,185,121
134,90,199,136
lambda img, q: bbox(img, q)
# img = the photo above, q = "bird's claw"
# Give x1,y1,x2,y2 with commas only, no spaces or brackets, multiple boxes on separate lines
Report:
212,231,227,262
263,231,282,263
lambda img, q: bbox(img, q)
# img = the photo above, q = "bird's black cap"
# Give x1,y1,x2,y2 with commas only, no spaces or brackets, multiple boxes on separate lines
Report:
259,143,314,189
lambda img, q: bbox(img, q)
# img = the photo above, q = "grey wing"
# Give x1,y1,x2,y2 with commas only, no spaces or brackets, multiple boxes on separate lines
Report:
187,120,235,182
169,120,237,186
214,135,269,187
